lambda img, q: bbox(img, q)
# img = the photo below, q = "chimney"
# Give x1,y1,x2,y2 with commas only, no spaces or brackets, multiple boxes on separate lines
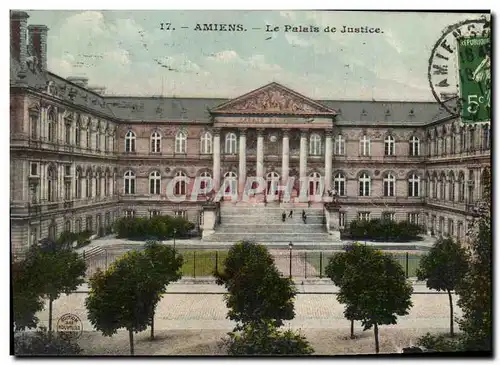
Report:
67,76,89,88
10,11,29,74
28,24,49,72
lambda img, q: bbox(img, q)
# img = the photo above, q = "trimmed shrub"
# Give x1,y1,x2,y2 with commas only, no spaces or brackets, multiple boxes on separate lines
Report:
347,219,423,242
113,215,195,240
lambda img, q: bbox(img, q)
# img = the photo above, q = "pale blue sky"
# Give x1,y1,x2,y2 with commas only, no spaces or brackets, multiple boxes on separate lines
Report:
25,10,487,100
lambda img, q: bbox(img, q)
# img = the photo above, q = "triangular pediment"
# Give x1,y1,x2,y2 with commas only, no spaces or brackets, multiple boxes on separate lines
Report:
211,82,337,116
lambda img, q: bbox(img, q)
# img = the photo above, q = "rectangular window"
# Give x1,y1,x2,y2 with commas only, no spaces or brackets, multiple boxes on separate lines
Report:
338,212,345,229
86,131,91,149
64,181,71,200
335,135,345,155
65,124,71,144
149,210,160,218
30,163,38,176
382,212,395,221
358,212,370,221
30,114,38,139
96,134,100,151
408,213,419,225
125,210,135,218
65,165,71,176
174,210,187,219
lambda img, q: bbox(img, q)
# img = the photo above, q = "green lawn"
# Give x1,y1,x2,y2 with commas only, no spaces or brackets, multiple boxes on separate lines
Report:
177,250,229,277
304,252,424,278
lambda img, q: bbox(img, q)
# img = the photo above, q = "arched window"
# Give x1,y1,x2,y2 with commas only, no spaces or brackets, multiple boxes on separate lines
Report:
448,172,455,201
48,221,57,241
200,171,211,190
75,121,81,146
175,131,187,153
461,128,467,151
383,172,395,197
483,126,490,150
359,173,371,196
86,170,92,198
458,171,465,202
47,165,57,202
174,171,187,195
468,170,475,203
124,170,136,195
439,173,446,200
224,171,237,194
409,136,420,156
106,172,112,196
432,174,438,199
408,174,420,197
333,172,346,196
266,171,280,195
200,132,212,154
360,135,370,156
225,133,237,154
384,135,395,156
150,131,161,153
47,110,56,143
125,131,136,153
104,171,109,196
76,168,82,199
334,135,345,155
309,134,322,156
64,220,71,233
469,127,475,151
149,171,161,194
309,172,321,196
95,172,101,197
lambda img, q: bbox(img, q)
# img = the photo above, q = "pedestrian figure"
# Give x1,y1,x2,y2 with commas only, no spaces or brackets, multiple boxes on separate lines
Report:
282,211,286,222
288,210,293,218
302,210,307,224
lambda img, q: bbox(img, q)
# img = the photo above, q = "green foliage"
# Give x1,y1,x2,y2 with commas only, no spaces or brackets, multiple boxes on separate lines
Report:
55,230,93,249
14,327,83,356
416,333,460,353
12,260,45,331
113,215,195,240
456,168,492,352
222,321,314,355
85,250,156,337
328,243,413,353
12,239,87,332
85,242,184,353
214,241,297,329
348,219,423,242
416,237,469,292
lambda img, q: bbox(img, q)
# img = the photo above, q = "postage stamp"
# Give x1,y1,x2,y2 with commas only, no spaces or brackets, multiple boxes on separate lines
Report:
11,10,491,356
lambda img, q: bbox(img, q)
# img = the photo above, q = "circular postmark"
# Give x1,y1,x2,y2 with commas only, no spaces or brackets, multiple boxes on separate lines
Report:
428,17,491,122
57,313,83,341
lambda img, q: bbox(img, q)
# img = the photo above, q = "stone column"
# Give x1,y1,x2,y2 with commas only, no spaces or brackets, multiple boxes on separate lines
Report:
299,129,308,202
238,128,247,194
281,129,290,185
256,129,264,179
212,128,221,192
324,129,333,194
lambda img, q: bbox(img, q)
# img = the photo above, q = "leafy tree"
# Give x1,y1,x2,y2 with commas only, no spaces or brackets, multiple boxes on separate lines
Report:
456,167,492,352
14,238,87,339
14,327,82,356
141,240,183,340
12,260,45,331
85,250,157,355
416,332,459,353
221,320,314,355
416,236,469,337
332,243,413,353
324,247,364,339
214,241,297,330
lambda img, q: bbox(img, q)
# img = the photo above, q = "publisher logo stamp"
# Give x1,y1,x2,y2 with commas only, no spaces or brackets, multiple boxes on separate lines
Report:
428,17,491,123
57,313,83,340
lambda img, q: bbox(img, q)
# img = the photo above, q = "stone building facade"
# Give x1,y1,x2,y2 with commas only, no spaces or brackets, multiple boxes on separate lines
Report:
10,12,491,255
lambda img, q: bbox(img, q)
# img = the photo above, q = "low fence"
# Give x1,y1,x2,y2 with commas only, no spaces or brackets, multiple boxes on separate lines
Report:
82,247,424,280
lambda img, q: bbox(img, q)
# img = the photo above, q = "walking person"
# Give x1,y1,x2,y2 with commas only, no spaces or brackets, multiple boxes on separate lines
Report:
288,210,293,218
282,211,287,222
302,210,307,224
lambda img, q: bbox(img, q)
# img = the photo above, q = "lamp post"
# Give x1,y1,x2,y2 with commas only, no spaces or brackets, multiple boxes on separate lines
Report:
173,228,177,251
288,242,293,279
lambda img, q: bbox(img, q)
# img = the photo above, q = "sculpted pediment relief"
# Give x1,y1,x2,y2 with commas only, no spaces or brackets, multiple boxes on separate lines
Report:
212,82,336,115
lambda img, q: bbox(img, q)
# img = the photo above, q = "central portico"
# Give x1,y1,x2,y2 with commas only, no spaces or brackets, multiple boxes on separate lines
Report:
210,82,337,202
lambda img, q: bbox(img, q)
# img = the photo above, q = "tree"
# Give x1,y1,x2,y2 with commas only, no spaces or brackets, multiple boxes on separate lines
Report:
214,241,297,330
324,247,364,339
221,320,314,355
456,167,492,352
332,243,413,353
141,240,183,340
85,250,156,355
15,238,87,339
12,260,45,331
416,237,469,337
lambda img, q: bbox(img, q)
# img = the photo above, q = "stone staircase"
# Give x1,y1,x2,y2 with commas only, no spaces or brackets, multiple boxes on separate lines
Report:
203,203,335,244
